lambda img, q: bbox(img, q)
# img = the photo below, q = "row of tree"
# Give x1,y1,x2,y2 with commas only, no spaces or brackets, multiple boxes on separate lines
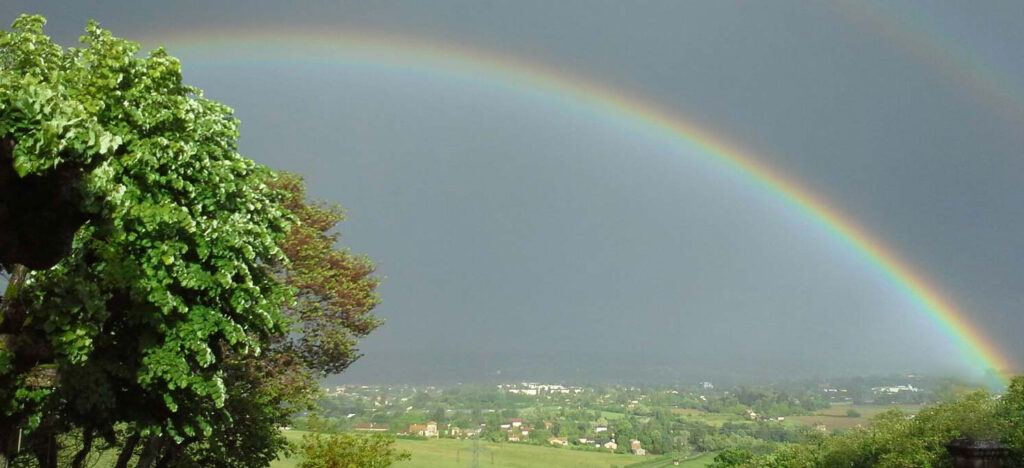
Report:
0,16,385,467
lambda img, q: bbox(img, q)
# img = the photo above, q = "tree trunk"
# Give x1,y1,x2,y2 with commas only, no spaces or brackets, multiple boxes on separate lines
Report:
31,432,58,468
71,429,94,468
0,264,28,319
135,435,165,468
0,265,28,465
114,433,140,468
154,438,185,468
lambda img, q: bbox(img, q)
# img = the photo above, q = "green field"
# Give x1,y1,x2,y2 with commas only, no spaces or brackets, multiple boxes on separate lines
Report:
619,452,716,468
601,410,628,420
272,431,714,468
785,404,925,432
669,409,744,427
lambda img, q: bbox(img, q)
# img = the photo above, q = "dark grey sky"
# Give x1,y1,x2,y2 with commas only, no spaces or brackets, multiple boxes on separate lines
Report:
4,1,1022,383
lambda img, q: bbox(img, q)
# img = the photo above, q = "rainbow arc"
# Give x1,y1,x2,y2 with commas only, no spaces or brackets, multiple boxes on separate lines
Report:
141,29,1017,382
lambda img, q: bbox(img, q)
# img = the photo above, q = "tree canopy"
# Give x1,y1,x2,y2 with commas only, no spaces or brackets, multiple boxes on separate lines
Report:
0,15,383,467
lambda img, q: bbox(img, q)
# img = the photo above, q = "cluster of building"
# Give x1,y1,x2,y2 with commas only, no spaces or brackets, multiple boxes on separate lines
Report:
386,415,647,456
557,437,644,455
498,382,584,396
744,409,786,422
500,418,533,442
358,421,484,438
403,421,480,438
871,384,920,394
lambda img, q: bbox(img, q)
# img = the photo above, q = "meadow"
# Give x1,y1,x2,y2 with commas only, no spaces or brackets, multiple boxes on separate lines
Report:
669,408,744,427
271,431,714,468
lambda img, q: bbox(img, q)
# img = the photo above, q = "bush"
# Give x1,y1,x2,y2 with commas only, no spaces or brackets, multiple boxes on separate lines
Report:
298,432,411,468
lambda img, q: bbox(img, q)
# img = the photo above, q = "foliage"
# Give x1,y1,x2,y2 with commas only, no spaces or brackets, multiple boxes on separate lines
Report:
709,447,753,468
0,15,385,467
716,378,1024,468
297,431,410,468
173,173,382,466
0,16,296,468
0,15,385,468
269,172,382,375
2,12,291,438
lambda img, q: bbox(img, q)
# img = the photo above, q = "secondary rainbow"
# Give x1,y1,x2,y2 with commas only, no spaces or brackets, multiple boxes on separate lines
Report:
827,1,1024,127
139,29,1017,381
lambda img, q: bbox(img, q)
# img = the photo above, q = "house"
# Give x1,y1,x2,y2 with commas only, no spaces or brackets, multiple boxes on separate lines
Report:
408,421,439,438
510,418,522,428
603,440,618,451
549,437,568,446
353,423,389,432
595,426,608,433
630,439,645,456
500,423,511,429
507,432,521,442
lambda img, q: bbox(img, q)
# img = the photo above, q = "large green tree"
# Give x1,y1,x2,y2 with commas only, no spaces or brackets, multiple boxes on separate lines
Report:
0,15,293,466
1,16,387,468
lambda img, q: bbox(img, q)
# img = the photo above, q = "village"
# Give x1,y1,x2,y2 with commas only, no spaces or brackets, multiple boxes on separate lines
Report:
351,417,650,455
305,375,951,459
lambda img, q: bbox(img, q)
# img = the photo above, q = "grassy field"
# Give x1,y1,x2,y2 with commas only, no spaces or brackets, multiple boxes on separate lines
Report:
601,410,628,420
785,404,925,432
669,409,744,427
620,452,716,468
271,431,685,468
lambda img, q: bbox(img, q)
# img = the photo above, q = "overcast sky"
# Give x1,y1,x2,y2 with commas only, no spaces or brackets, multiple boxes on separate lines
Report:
4,1,1022,384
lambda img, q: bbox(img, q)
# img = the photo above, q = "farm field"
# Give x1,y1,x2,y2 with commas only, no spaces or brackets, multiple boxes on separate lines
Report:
271,431,678,468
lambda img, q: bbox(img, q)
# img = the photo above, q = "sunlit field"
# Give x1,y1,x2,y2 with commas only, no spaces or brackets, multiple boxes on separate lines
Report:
272,430,712,468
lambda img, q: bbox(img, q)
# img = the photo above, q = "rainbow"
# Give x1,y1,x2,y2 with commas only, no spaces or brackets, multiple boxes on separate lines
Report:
138,29,1017,383
827,1,1024,127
